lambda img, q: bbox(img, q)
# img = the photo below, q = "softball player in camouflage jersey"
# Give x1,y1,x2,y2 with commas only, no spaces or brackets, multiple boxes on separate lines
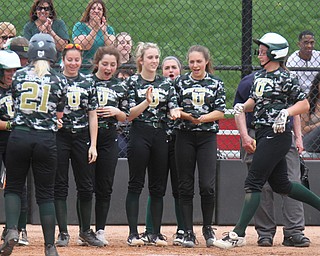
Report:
215,33,320,250
89,46,128,246
141,56,185,246
174,45,225,248
125,42,181,247
0,33,67,256
53,43,102,248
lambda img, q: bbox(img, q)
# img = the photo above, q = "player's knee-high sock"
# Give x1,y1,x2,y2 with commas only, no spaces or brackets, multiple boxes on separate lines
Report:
54,200,68,233
289,182,320,210
79,199,92,232
174,198,184,231
150,195,163,234
39,202,55,245
145,196,153,233
179,196,193,232
201,195,214,226
233,192,261,237
17,211,27,231
95,200,110,231
5,193,21,229
76,199,81,231
126,191,140,234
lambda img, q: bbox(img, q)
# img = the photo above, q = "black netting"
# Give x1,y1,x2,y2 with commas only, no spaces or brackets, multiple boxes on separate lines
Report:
1,0,319,159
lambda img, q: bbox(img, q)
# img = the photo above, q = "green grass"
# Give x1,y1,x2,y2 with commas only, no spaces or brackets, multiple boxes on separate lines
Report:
1,0,319,108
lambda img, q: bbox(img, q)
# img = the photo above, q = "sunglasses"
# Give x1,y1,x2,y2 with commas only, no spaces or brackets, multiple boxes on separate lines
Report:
36,6,50,11
64,43,83,50
1,35,14,40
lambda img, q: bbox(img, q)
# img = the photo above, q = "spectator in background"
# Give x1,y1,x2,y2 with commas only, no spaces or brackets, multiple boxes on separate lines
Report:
301,72,320,153
286,30,320,94
0,22,16,49
23,0,69,62
72,0,116,73
114,32,135,158
115,32,134,65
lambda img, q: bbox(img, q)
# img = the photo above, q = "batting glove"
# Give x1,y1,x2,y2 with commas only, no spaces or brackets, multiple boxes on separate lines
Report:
234,103,245,115
272,109,289,133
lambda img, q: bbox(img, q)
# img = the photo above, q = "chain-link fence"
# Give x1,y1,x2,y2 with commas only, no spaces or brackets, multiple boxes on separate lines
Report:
1,0,320,158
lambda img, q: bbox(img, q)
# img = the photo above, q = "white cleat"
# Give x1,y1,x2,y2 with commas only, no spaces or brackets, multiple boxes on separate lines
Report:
214,231,246,249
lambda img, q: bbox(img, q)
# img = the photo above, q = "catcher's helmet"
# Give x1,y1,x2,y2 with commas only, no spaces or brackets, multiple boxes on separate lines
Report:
28,33,56,63
253,32,289,62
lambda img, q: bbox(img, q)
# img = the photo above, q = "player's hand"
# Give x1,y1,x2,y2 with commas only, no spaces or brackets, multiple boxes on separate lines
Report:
169,107,182,120
146,86,153,104
57,118,63,129
234,103,244,115
242,136,256,154
88,146,97,164
272,109,288,133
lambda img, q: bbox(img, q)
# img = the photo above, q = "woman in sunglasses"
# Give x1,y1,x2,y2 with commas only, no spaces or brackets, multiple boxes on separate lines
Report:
0,22,16,49
23,0,69,59
53,43,103,248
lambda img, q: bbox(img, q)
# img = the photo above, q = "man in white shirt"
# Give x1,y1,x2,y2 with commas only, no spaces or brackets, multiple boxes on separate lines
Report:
286,30,320,94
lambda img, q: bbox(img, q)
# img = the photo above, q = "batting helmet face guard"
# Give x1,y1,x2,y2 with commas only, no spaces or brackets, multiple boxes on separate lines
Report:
28,33,56,63
253,32,289,62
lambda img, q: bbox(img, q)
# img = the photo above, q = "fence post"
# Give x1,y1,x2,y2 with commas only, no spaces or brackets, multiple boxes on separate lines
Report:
241,0,253,78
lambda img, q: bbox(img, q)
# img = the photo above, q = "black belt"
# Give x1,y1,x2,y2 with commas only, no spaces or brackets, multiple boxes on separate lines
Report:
59,127,88,134
133,121,164,129
14,125,52,133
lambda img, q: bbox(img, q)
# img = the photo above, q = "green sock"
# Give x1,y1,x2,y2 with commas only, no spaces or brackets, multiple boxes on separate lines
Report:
145,196,153,233
54,200,68,233
150,196,163,234
289,182,320,210
233,192,261,237
95,200,110,231
5,193,21,229
174,198,184,231
126,191,140,234
201,195,214,226
79,199,92,232
17,211,27,230
76,199,81,231
39,202,56,245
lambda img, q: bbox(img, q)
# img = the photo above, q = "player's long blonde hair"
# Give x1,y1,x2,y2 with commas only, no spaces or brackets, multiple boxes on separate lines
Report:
135,42,160,73
33,60,51,78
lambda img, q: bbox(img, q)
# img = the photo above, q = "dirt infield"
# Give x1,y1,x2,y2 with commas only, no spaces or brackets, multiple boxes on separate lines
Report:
3,225,319,255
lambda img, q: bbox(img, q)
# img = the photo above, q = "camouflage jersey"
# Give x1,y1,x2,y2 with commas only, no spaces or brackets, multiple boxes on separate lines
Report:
58,73,97,129
11,66,68,131
174,72,226,132
92,74,128,127
0,86,14,122
127,74,178,123
250,67,306,128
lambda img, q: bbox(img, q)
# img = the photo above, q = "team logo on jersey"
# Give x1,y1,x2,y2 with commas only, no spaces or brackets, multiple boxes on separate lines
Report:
149,89,159,108
254,78,273,97
97,87,110,106
192,88,206,106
